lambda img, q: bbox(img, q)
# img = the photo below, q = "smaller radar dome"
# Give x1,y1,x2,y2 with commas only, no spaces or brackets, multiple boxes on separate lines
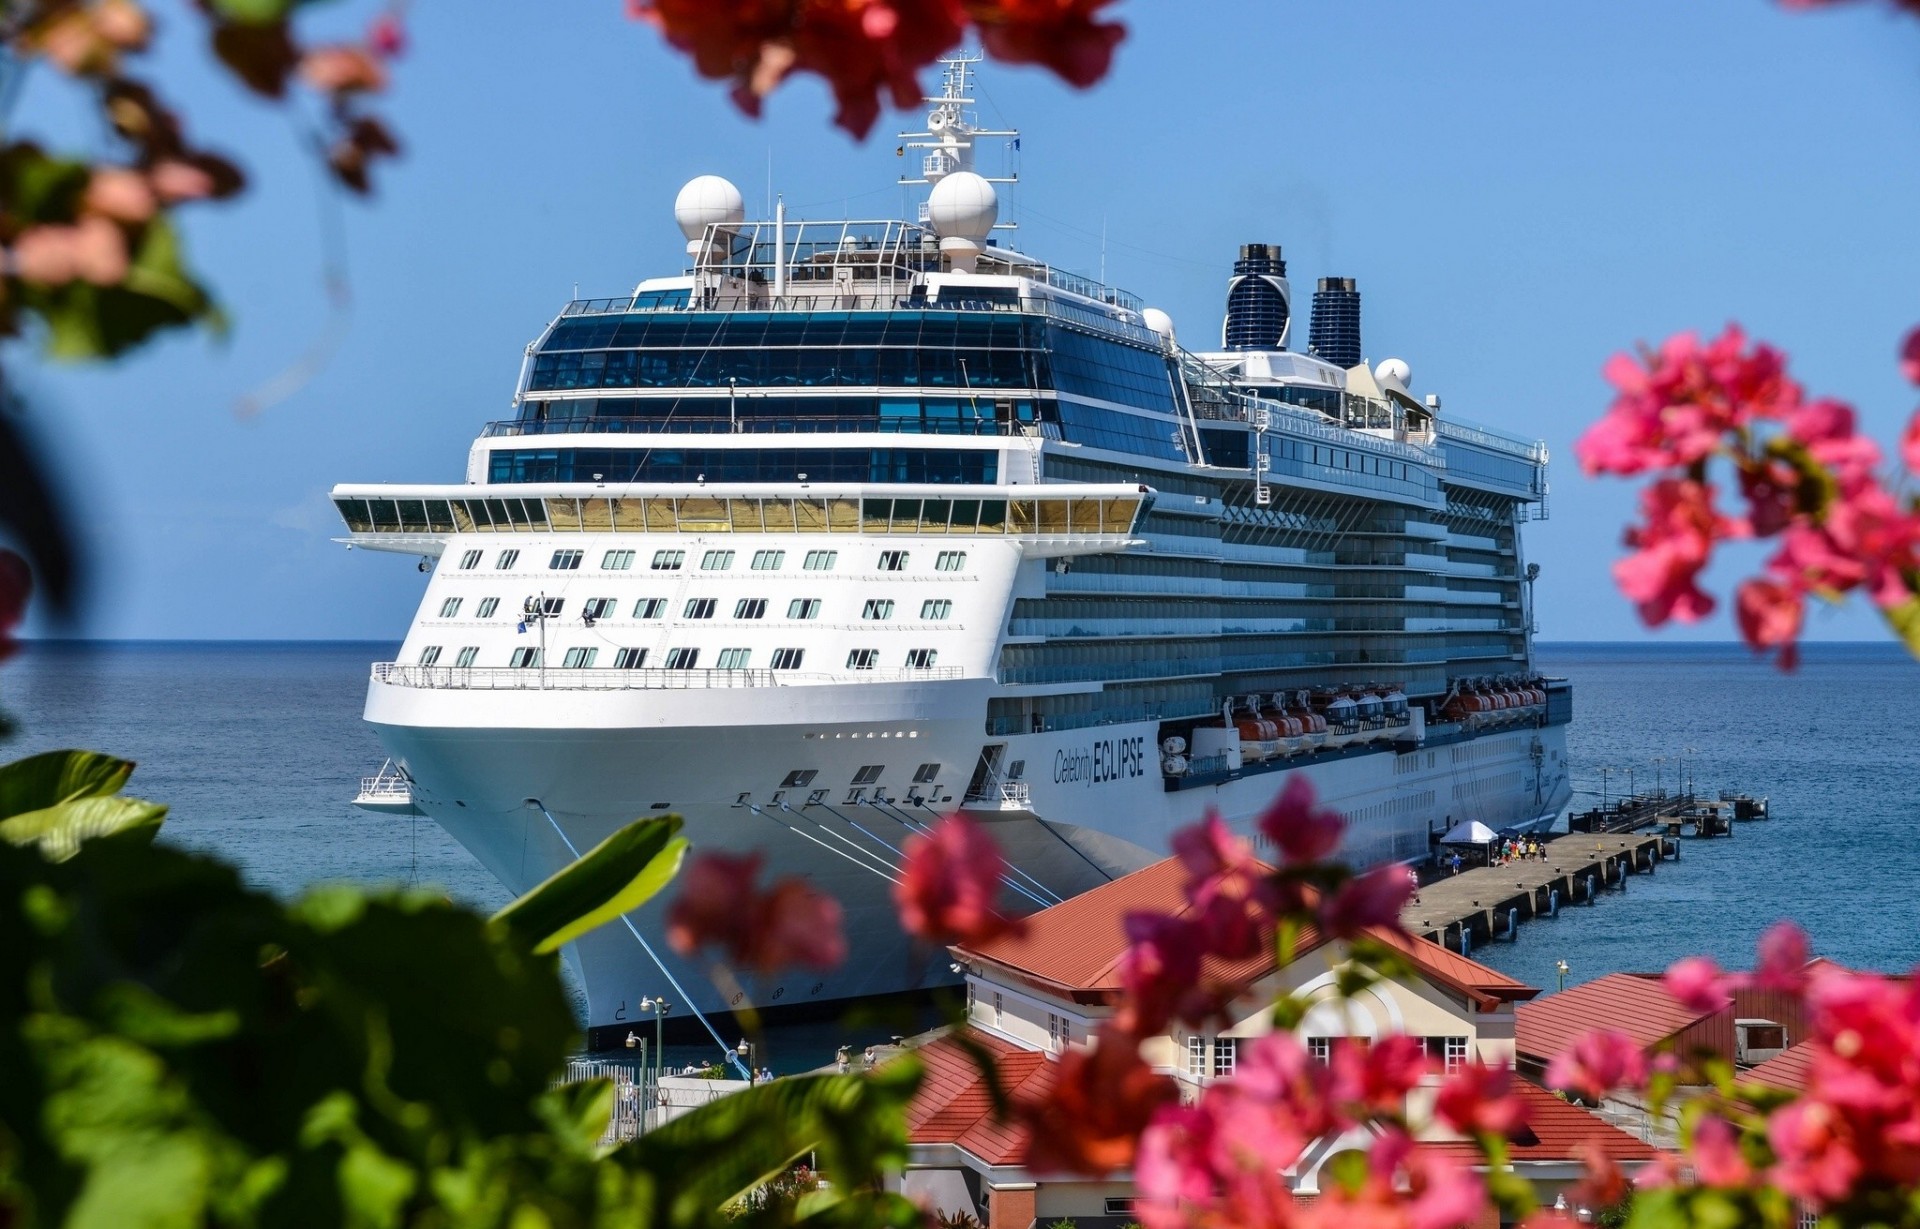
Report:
674,175,745,241
1375,357,1412,389
927,171,998,241
1142,308,1177,344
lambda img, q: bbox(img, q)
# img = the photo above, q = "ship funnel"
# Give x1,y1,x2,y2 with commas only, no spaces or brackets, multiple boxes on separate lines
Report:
1309,276,1362,369
1222,243,1290,350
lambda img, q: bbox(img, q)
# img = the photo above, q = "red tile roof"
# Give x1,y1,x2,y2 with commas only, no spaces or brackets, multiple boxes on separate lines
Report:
1516,974,1714,1064
905,1029,1057,1166
958,857,1535,1009
1421,1080,1659,1164
1743,1041,1814,1094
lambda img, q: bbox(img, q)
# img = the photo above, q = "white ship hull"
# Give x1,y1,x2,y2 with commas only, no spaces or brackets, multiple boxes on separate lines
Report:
368,675,1570,1031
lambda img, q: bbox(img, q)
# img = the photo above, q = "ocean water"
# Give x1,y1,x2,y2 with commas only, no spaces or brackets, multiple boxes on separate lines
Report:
3,638,1917,1044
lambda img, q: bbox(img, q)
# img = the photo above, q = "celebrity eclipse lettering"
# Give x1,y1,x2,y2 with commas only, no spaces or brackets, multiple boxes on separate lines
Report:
1054,736,1147,786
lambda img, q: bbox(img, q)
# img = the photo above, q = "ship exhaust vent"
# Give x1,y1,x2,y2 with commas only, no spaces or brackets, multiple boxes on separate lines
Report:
1222,243,1291,350
1309,276,1362,369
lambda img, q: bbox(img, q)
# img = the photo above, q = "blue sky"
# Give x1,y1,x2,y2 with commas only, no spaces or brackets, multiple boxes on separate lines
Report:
11,0,1920,643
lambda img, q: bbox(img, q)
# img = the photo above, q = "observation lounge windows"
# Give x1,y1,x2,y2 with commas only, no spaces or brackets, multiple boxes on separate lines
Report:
488,447,997,486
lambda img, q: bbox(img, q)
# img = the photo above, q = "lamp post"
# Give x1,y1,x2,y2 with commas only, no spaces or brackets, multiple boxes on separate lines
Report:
638,996,670,1108
737,1038,761,1083
728,376,738,434
1555,959,1570,993
1652,756,1667,798
1599,766,1612,813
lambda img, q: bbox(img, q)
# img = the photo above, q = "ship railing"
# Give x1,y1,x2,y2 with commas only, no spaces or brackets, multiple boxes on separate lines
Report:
962,779,1031,808
371,662,964,690
1434,417,1549,465
480,415,1058,439
1187,394,1436,464
357,758,413,800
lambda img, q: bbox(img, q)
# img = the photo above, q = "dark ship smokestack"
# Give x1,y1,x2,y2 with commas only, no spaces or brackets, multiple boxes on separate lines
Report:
1309,276,1362,369
1223,243,1290,350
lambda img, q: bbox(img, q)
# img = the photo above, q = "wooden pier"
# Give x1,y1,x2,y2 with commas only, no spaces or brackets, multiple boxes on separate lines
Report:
1403,831,1676,955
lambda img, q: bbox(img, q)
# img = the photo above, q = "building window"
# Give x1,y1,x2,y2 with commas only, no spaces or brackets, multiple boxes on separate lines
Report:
1213,1037,1237,1077
551,549,584,570
878,550,909,572
651,549,685,570
476,597,500,618
1444,1036,1469,1075
684,598,717,619
771,648,805,670
1307,1037,1331,1065
1104,1200,1138,1218
636,598,667,619
912,762,940,783
459,549,483,570
861,598,895,620
751,550,785,571
734,598,768,620
920,599,952,620
802,550,837,571
613,647,647,669
787,598,821,620
438,597,463,618
562,647,597,668
935,550,967,572
496,549,519,569
1048,1013,1061,1049
716,648,751,670
583,597,616,621
663,647,700,670
454,646,479,667
993,992,1003,1023
602,549,636,570
418,645,442,666
509,647,541,668
701,549,735,571
905,649,938,669
846,649,878,670
1187,1035,1207,1077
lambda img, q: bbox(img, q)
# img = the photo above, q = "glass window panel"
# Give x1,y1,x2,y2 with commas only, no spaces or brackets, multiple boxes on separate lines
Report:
424,500,454,532
545,499,583,531
978,499,1007,532
729,499,763,532
613,498,645,531
1103,498,1136,533
1010,500,1038,533
827,499,861,532
862,499,893,533
676,497,729,529
918,499,951,532
888,499,921,534
643,498,678,531
763,498,796,531
1071,498,1102,533
335,499,372,532
793,499,830,533
449,501,477,532
580,498,614,531
396,500,428,531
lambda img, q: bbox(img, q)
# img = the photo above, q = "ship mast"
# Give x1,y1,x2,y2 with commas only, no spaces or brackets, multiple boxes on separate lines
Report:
896,52,1017,229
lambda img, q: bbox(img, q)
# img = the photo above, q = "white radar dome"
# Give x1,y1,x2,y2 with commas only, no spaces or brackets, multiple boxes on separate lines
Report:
1142,307,1177,344
1375,357,1412,389
927,171,998,241
674,175,745,241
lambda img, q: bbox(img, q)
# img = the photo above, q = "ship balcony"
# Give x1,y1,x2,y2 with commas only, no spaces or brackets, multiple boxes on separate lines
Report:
370,662,964,691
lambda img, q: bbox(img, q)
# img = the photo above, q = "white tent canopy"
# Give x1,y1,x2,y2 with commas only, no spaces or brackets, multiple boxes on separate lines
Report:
1440,819,1500,845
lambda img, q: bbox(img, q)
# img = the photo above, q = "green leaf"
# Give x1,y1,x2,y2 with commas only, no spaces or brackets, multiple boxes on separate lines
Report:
0,749,136,820
30,217,221,360
0,796,168,861
490,816,687,955
1884,597,1920,659
617,1067,921,1227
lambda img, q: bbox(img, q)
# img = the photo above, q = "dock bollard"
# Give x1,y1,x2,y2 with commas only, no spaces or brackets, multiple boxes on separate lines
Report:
1505,906,1519,942
1460,926,1471,956
1548,887,1559,917
1584,872,1597,904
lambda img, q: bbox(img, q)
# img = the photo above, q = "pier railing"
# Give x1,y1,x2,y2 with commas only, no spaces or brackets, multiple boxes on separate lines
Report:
372,662,964,691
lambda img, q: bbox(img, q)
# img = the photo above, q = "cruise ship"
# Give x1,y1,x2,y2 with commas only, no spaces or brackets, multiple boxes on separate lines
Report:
333,58,1571,1042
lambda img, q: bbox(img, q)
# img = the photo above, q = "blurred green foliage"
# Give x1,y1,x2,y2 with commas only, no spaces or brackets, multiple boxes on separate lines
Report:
0,750,925,1228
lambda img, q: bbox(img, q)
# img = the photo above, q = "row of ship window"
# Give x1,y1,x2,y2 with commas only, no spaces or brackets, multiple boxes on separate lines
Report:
454,547,967,573
432,595,956,622
414,645,940,671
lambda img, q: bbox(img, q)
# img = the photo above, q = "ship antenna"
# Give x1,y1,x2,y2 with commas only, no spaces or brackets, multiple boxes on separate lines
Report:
895,49,1018,231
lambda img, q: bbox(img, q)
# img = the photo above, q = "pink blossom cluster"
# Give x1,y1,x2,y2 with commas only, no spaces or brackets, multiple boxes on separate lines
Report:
1578,325,1920,668
664,849,846,972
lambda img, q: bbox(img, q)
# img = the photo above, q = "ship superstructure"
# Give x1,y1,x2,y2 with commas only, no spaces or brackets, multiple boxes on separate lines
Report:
332,59,1570,1037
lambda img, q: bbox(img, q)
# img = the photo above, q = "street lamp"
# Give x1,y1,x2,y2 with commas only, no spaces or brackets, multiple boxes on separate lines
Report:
638,996,670,1096
1652,756,1667,798
1599,766,1612,813
737,1038,761,1083
1555,959,1570,993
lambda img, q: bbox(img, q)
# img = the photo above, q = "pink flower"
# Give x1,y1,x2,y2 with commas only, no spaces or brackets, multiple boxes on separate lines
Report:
1256,774,1344,864
893,812,1024,946
666,849,845,972
1433,1060,1528,1137
1664,954,1735,1013
1115,911,1221,1035
0,551,29,663
299,45,389,94
1902,409,1920,475
1767,1098,1862,1206
1544,1030,1647,1102
1173,812,1271,959
1578,326,1800,476
1690,1114,1754,1187
83,167,156,223
1329,1034,1430,1118
1735,577,1803,669
1019,1022,1178,1175
1901,326,1920,385
1754,920,1812,995
1614,478,1743,626
1316,863,1414,938
367,13,407,59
